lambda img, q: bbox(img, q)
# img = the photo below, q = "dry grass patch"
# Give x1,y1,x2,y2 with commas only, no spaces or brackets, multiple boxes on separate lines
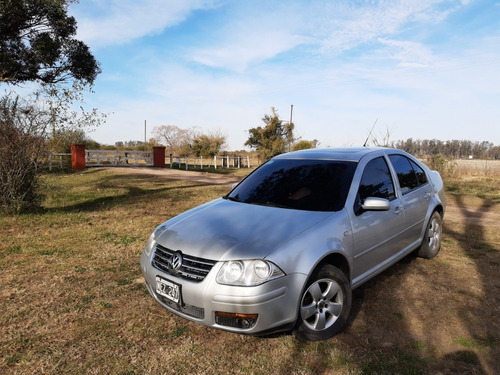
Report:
0,168,498,374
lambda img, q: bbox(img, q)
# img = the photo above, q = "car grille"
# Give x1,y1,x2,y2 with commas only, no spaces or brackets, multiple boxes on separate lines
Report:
152,244,216,282
157,295,205,319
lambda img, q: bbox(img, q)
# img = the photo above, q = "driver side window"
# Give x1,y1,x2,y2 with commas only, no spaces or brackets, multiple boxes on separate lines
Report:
358,157,396,203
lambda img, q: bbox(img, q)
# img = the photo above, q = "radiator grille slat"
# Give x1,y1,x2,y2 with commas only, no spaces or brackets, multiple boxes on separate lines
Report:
152,244,216,282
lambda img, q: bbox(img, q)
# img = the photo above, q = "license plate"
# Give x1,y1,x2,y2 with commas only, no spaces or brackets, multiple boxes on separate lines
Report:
156,277,181,303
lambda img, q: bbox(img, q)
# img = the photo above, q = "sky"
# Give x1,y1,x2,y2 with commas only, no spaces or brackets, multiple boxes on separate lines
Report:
67,0,500,150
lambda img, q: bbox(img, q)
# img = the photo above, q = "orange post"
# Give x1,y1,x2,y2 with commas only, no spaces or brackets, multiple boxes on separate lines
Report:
71,144,86,170
153,146,166,168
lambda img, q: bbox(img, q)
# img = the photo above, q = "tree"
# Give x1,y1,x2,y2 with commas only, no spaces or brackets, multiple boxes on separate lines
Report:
152,125,191,155
245,107,295,160
192,131,226,158
0,0,100,85
292,139,319,151
46,128,99,153
0,1,103,213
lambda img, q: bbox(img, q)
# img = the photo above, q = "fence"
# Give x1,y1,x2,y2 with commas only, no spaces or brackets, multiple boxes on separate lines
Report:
85,150,153,167
48,153,71,171
167,155,252,170
49,147,256,171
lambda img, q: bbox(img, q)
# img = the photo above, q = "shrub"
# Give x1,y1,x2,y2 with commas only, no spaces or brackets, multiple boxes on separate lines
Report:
0,96,48,213
428,154,456,177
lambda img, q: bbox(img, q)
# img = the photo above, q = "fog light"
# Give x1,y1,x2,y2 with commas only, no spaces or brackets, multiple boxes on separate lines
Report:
215,311,258,329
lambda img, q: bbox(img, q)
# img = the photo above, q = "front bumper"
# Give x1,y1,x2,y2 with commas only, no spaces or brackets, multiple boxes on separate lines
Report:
140,249,307,334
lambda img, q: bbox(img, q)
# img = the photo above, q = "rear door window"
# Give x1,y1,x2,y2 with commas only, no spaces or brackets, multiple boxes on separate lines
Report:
389,155,428,194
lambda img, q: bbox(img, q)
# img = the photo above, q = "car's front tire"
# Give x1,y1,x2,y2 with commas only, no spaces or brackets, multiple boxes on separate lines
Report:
417,211,443,259
294,264,351,341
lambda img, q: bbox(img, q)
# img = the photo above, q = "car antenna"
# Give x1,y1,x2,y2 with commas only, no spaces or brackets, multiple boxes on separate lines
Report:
363,118,378,147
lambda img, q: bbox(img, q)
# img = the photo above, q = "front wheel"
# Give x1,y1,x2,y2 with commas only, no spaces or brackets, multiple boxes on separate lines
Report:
294,264,351,341
417,211,443,259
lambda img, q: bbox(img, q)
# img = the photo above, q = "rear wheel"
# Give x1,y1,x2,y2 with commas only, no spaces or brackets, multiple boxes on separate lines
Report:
294,264,351,341
417,211,442,259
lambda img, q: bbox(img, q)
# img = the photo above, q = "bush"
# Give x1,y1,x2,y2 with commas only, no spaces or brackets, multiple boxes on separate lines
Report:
0,96,48,213
428,154,456,177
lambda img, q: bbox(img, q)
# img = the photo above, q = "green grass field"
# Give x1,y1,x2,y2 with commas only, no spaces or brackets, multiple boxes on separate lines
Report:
1,167,498,374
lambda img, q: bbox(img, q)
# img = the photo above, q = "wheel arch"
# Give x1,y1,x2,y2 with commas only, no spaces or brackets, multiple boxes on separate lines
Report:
434,204,445,218
315,252,351,282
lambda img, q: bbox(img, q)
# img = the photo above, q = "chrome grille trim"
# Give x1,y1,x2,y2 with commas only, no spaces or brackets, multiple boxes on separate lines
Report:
152,244,216,282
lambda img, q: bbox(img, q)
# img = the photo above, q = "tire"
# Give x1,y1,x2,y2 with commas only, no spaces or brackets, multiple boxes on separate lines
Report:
417,211,443,259
294,264,351,341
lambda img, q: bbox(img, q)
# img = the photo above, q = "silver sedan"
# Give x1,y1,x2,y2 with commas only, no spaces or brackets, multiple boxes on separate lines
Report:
140,147,446,340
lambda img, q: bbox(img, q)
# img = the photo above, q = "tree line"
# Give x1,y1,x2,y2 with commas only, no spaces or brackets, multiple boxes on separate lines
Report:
392,139,499,160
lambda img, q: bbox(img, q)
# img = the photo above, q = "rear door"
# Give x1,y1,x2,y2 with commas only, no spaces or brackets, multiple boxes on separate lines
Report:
388,154,432,247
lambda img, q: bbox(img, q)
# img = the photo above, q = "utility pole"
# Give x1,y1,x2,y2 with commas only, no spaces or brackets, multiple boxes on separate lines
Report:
288,104,294,152
144,120,147,144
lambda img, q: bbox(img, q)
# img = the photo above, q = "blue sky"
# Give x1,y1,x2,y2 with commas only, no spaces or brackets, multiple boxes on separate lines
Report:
68,0,500,149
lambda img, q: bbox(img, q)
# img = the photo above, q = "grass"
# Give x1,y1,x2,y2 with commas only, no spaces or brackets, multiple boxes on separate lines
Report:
0,167,499,374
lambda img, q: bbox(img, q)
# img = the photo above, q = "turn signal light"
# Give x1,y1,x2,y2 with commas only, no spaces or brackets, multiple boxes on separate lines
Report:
215,311,258,329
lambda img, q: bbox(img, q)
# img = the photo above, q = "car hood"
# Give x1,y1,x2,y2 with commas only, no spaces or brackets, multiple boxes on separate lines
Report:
155,198,333,261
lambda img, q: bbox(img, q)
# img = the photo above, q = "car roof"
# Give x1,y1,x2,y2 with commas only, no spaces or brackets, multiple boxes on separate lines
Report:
273,147,400,162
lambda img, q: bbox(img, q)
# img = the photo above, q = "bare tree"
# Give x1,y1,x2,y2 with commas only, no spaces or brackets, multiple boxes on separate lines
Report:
371,125,396,147
152,125,191,155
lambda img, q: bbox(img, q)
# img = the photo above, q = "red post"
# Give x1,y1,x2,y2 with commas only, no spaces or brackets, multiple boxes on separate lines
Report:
71,144,86,171
153,146,166,168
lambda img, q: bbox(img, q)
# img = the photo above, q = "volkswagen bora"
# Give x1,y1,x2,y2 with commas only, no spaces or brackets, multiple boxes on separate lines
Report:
140,148,446,340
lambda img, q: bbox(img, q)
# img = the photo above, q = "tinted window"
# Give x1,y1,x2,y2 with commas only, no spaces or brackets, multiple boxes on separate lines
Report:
226,159,357,211
410,159,428,185
358,157,396,202
389,155,428,194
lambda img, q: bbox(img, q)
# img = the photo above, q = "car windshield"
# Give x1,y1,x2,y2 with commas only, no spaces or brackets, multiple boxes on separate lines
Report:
225,159,357,212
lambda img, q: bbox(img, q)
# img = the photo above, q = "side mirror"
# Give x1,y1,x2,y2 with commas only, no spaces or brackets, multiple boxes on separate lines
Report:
361,197,390,211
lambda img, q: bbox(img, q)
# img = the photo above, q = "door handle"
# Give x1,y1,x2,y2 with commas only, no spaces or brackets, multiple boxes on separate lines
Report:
394,206,402,215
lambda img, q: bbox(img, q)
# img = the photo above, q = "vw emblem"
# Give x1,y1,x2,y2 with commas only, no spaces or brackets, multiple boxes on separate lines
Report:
168,251,183,271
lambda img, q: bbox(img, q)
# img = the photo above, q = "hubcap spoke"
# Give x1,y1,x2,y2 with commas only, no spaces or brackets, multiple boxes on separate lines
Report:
314,311,326,330
324,281,340,301
326,302,342,317
301,303,318,320
308,282,323,302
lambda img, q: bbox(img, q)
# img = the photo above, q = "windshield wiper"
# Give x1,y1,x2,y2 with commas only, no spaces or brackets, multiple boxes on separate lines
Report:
223,195,240,202
254,201,288,209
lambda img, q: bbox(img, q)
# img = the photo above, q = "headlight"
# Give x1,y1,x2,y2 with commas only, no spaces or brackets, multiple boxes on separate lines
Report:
143,224,168,257
216,260,284,286
143,233,156,257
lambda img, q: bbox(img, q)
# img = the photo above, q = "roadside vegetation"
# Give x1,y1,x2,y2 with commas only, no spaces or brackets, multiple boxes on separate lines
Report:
0,164,498,374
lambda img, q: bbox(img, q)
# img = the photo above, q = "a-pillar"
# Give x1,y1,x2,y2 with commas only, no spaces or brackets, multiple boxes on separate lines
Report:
153,146,166,168
71,144,86,171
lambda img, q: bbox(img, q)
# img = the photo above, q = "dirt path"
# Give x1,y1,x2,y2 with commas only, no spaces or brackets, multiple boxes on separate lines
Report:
445,204,500,227
101,166,241,186
101,167,499,227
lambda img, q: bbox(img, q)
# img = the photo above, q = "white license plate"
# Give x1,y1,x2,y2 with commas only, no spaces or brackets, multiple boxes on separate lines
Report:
156,277,180,303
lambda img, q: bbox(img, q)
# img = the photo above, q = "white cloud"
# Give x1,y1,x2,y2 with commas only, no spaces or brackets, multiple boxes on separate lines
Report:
188,0,467,71
314,0,460,54
377,38,435,67
71,0,218,47
192,30,309,72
